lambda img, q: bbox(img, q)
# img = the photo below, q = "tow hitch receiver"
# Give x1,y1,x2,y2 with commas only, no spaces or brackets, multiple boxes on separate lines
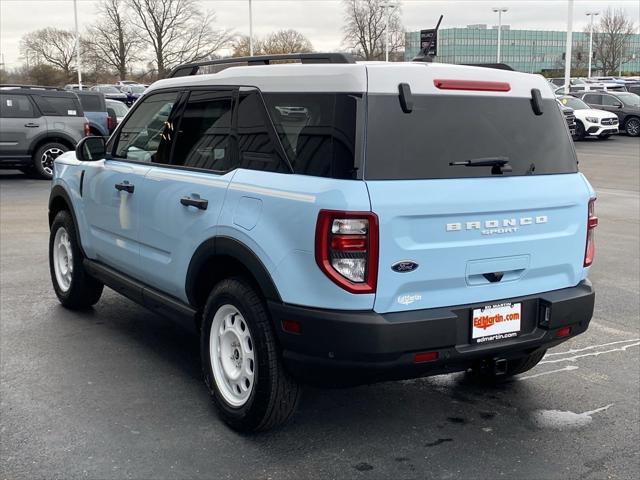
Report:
493,358,508,376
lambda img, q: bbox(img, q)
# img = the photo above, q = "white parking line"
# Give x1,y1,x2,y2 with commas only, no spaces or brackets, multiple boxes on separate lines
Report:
518,365,578,381
540,342,640,365
544,338,640,357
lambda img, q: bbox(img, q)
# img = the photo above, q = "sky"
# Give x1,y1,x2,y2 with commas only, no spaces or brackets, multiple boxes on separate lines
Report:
1,0,639,69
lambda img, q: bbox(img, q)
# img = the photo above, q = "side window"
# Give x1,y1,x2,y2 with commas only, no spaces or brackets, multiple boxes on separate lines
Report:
584,94,602,105
171,91,233,171
263,93,359,179
41,96,83,116
113,92,179,163
601,95,620,107
0,94,36,118
236,91,288,173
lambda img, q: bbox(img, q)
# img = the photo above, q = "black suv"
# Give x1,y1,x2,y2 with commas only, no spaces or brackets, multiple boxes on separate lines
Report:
0,86,88,179
579,91,640,137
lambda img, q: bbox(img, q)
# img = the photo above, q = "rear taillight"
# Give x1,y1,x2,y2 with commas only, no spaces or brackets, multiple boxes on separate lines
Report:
315,210,378,294
107,115,114,131
584,197,598,267
83,122,90,137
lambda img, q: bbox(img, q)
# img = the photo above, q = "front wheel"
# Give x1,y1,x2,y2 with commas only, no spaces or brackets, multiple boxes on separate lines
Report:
33,142,68,179
574,121,585,140
49,210,104,309
201,278,301,432
624,117,640,137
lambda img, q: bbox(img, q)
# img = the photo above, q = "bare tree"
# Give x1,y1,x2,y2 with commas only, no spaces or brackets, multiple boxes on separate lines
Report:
86,0,141,80
20,28,77,79
128,0,233,78
342,0,404,60
231,35,263,57
592,8,636,75
262,29,314,55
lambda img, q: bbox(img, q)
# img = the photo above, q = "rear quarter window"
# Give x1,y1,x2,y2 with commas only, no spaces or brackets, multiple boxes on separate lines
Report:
364,94,578,180
77,94,105,112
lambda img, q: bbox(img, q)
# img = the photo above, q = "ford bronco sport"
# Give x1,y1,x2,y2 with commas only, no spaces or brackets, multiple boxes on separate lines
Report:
48,53,596,432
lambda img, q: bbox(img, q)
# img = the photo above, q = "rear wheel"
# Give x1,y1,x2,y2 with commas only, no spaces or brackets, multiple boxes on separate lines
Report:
49,210,104,309
624,117,640,137
201,277,300,432
467,349,547,383
33,142,68,179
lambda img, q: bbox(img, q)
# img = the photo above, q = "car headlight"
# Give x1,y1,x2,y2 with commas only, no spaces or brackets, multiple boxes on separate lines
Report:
585,117,599,124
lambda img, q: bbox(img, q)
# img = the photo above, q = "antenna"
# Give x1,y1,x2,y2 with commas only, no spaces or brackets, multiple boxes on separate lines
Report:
412,15,443,62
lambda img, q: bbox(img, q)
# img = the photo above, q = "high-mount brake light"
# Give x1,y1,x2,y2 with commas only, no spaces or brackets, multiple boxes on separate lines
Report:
433,79,511,92
315,210,379,294
584,197,598,267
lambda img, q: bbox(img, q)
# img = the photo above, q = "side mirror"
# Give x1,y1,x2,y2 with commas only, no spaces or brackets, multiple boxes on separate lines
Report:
76,136,106,161
614,102,623,108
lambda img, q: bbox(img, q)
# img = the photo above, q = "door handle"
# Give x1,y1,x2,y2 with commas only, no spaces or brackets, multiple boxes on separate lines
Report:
180,196,208,210
24,123,40,128
115,182,134,193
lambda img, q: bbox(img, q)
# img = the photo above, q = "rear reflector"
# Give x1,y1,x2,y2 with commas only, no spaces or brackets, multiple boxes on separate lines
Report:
555,326,571,338
433,79,511,92
281,320,302,334
413,351,438,363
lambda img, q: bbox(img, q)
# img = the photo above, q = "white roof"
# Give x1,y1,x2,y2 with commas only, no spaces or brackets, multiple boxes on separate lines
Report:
147,61,554,98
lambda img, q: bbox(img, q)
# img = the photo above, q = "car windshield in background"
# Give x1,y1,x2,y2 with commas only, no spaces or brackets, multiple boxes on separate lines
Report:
559,96,590,110
107,100,129,117
617,92,640,107
129,86,146,93
365,94,577,180
98,86,121,93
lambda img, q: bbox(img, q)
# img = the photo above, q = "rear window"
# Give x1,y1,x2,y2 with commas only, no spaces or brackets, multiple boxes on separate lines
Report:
262,93,360,179
365,94,577,180
77,93,105,112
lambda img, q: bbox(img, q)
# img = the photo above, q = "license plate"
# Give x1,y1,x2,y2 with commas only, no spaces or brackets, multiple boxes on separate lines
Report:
471,302,521,344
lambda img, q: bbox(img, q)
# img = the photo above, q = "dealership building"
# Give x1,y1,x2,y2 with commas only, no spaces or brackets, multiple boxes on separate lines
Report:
405,26,640,74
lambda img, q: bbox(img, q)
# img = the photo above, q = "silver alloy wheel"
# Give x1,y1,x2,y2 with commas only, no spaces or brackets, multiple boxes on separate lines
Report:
41,147,64,176
209,304,255,407
53,227,73,292
626,118,640,136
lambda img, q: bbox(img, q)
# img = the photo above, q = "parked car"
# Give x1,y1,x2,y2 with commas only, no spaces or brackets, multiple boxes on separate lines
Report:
115,80,140,87
578,91,640,137
48,53,597,432
0,85,88,179
75,91,113,137
556,100,577,136
557,95,619,140
119,84,146,106
105,98,129,126
89,84,128,103
64,84,87,91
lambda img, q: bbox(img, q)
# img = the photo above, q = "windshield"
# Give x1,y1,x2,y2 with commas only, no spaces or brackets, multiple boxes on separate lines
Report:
107,100,129,117
365,94,577,180
98,86,121,93
617,92,640,107
559,96,590,110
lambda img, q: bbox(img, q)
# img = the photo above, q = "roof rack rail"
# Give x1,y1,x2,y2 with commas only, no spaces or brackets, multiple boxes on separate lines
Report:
168,52,356,78
0,84,63,91
462,63,515,71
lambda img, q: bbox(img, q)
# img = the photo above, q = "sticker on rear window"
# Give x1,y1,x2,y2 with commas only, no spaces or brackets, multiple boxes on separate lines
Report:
67,110,77,116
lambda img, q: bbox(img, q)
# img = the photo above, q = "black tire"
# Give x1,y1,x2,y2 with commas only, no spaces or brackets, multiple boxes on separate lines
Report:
624,117,640,137
574,121,585,140
201,277,300,432
467,349,547,384
33,142,68,180
49,210,104,309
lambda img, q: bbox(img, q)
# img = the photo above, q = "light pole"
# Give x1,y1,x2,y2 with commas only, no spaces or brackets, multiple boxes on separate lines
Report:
492,7,508,63
563,0,574,94
383,1,398,62
73,0,82,89
248,0,254,56
586,11,599,78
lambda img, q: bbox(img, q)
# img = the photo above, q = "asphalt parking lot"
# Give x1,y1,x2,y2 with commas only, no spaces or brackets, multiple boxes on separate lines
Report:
1,136,639,480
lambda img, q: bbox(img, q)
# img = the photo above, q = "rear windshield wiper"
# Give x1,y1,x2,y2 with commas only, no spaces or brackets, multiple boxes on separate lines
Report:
449,157,512,174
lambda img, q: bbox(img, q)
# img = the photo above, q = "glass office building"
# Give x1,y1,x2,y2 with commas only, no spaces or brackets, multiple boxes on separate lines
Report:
405,26,640,74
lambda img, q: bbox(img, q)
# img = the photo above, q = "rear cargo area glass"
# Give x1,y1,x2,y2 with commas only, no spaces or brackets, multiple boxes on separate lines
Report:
364,94,577,180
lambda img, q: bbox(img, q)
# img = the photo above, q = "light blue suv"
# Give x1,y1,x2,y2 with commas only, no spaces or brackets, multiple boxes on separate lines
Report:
48,54,597,432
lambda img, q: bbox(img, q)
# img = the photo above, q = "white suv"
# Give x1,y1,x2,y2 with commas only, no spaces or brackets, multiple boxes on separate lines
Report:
558,95,619,139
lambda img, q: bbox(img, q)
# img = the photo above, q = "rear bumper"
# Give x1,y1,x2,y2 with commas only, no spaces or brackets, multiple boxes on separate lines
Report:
269,280,594,385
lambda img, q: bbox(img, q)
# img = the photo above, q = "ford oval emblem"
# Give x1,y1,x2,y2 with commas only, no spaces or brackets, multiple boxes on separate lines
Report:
391,261,419,273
